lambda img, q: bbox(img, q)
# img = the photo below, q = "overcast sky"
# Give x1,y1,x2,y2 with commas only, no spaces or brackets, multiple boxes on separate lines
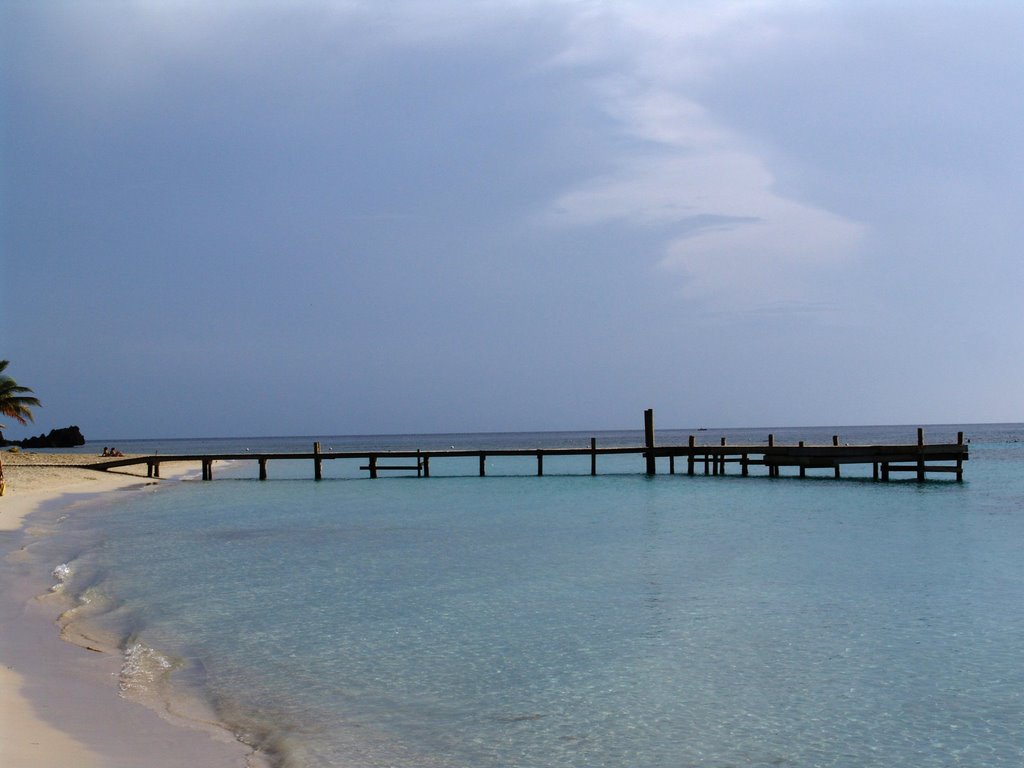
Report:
3,1,1022,440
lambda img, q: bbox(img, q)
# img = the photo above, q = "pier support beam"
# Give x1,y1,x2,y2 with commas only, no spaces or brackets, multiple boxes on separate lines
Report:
479,454,486,477
314,442,322,481
917,428,925,482
259,458,267,480
591,438,597,476
644,409,656,476
537,450,544,477
833,436,841,479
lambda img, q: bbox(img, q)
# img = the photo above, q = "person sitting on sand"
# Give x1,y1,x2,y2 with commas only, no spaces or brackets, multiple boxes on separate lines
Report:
102,447,110,456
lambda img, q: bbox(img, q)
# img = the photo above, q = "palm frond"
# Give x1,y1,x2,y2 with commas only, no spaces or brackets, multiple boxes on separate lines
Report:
0,360,40,425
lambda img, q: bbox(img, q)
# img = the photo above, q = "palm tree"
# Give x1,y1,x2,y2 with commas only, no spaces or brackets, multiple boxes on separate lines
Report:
0,360,42,496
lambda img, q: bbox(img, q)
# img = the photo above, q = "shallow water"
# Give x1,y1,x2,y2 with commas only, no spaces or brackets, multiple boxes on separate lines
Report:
11,425,1024,767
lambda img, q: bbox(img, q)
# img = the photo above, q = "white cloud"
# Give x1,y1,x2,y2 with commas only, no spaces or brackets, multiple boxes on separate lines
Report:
547,1,865,312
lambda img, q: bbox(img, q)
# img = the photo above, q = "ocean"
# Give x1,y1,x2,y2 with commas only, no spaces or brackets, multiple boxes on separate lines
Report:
6,424,1024,767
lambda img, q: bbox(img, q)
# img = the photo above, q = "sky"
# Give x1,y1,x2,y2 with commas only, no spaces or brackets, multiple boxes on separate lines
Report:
2,0,1023,440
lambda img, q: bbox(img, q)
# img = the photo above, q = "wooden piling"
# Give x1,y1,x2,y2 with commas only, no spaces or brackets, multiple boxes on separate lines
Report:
957,431,964,482
644,409,656,476
537,450,544,477
917,428,925,481
688,435,696,476
591,438,597,476
833,435,841,478
479,454,486,477
314,442,322,481
720,437,727,474
369,455,378,479
259,458,267,480
799,441,806,478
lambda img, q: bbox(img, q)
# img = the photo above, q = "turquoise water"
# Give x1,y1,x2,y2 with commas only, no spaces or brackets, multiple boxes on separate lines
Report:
13,425,1024,766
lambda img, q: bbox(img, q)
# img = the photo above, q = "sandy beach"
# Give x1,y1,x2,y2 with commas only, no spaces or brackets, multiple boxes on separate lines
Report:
0,452,257,768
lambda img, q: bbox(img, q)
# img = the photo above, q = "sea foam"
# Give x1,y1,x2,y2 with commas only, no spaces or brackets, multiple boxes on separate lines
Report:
119,640,176,696
50,562,72,591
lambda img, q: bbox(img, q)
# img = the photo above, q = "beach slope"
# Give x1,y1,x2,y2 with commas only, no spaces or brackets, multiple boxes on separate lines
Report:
0,454,255,768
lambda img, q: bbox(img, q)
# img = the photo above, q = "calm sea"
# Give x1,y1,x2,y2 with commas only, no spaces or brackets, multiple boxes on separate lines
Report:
9,424,1024,767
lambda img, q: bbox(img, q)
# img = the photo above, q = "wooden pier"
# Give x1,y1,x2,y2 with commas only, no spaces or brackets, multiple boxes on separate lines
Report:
88,411,968,483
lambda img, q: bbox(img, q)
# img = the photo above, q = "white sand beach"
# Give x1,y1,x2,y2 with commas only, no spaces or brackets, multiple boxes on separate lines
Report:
0,453,258,768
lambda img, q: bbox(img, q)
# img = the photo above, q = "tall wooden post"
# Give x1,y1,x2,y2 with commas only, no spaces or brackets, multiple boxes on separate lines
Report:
720,437,727,475
644,409,656,475
688,435,696,476
833,435,841,478
537,450,544,477
590,438,597,476
369,455,378,479
917,428,925,481
956,431,964,482
479,454,486,477
314,442,322,481
799,441,806,478
423,455,430,478
767,434,775,477
259,458,267,480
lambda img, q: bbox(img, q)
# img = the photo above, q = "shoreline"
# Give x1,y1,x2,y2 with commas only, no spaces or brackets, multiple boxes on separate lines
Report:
0,454,259,768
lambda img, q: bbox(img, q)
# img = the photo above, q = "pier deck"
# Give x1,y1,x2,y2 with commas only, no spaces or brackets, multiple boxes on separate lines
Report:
88,412,968,483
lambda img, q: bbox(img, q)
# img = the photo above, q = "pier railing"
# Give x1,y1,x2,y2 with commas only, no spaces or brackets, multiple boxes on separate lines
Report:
87,411,968,483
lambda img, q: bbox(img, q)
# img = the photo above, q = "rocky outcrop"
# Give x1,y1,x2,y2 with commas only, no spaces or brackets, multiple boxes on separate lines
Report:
2,425,86,449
